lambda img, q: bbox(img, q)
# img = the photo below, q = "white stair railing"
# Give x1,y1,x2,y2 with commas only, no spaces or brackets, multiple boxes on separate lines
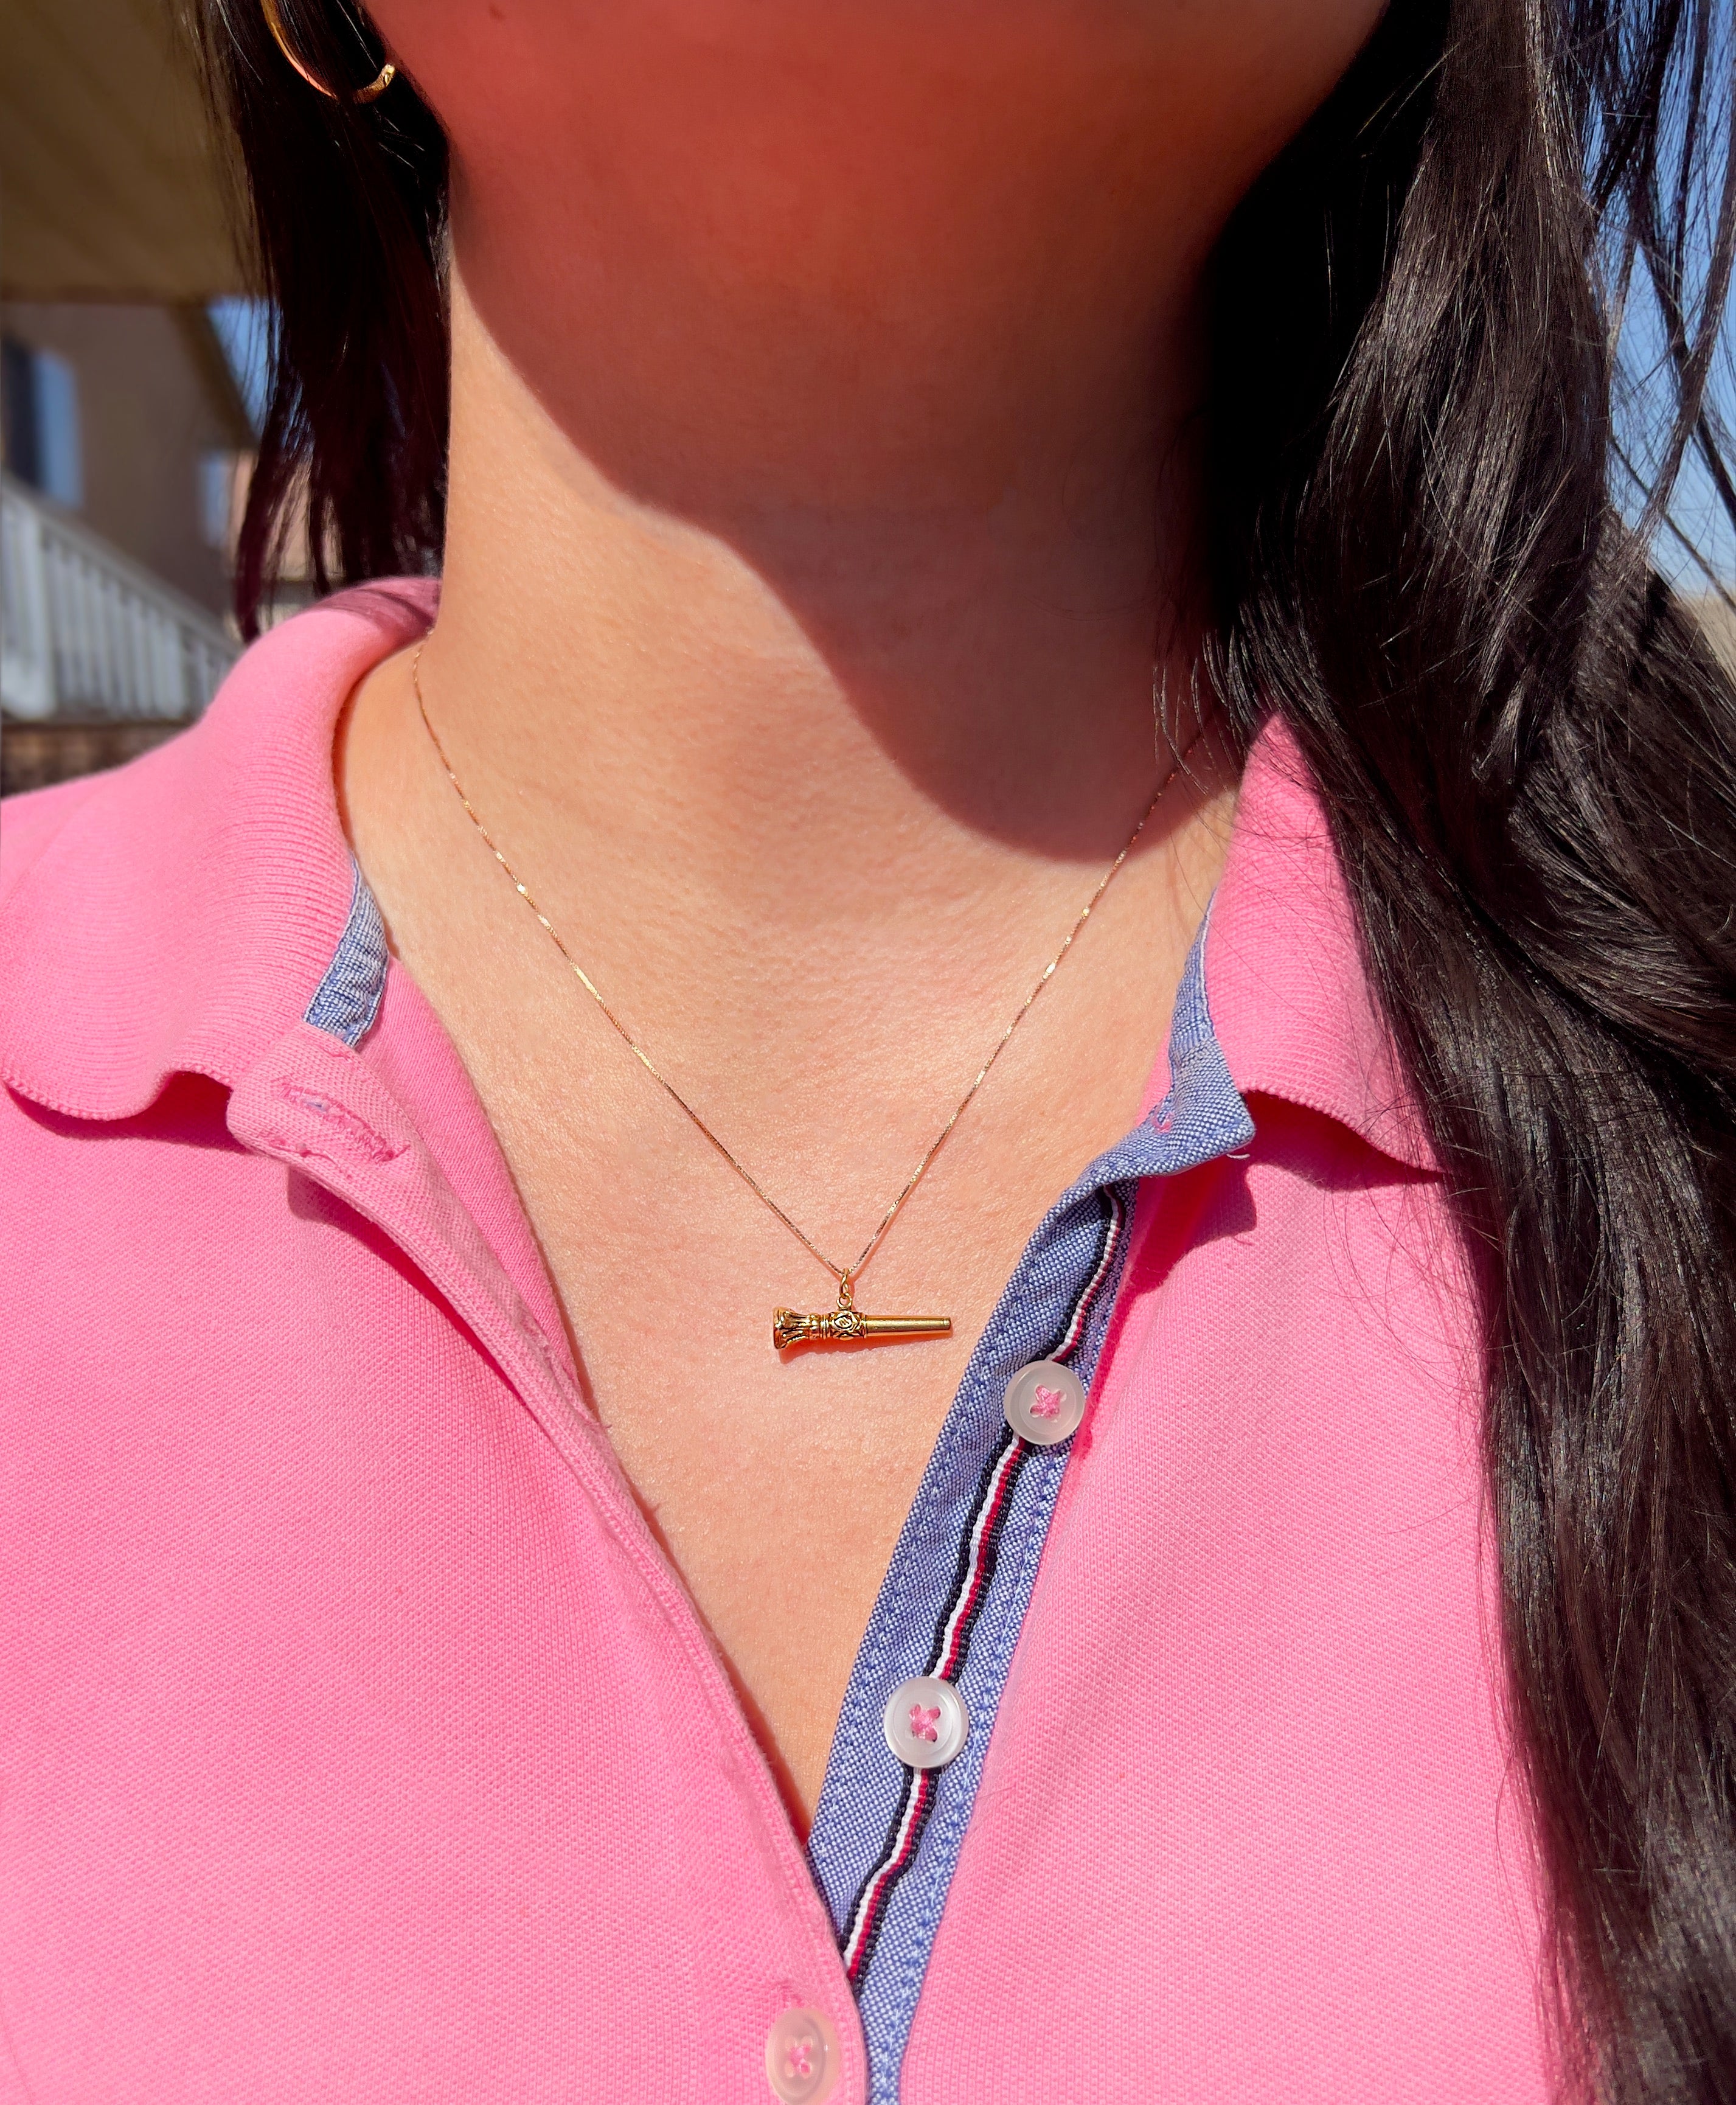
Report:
1,472,238,723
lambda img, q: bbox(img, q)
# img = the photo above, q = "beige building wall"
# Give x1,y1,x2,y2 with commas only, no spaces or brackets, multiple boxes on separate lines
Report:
0,301,251,617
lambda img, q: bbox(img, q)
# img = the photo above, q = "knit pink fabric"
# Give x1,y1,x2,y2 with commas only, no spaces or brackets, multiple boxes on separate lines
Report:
0,586,1549,2103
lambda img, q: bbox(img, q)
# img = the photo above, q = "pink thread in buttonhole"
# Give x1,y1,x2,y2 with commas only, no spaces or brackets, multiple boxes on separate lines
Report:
275,1079,400,1163
908,1705,941,1742
1029,1384,1065,1420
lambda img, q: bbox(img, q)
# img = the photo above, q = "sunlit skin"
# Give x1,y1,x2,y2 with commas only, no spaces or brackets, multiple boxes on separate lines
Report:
340,0,1387,1828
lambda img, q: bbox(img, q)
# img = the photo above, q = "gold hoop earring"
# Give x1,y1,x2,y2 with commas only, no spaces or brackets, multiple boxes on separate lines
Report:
260,0,397,104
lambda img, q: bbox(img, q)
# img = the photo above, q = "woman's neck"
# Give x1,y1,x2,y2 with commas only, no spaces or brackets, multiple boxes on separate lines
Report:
420,256,1209,942
352,0,1380,937
407,0,1267,919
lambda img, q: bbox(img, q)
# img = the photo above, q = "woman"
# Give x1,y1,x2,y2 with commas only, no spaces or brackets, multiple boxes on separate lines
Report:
2,0,1732,2098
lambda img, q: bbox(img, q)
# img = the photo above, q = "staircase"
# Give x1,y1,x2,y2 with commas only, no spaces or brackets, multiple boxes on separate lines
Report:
1,471,238,792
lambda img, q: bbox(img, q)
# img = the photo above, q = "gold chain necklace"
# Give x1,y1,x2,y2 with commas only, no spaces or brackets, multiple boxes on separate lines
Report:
412,646,1200,1351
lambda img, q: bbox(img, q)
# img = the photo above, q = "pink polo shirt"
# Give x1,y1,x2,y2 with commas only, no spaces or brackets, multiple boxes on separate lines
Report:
0,585,1550,2103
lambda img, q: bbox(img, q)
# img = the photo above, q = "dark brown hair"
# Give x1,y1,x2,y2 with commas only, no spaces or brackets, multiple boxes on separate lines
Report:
200,1,1736,2092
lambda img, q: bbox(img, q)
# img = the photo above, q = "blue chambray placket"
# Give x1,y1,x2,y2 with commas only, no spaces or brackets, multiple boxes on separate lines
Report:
806,917,1255,2101
304,862,390,1045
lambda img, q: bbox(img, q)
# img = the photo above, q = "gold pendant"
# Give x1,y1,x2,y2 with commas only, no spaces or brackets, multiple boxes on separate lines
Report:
773,1279,951,1351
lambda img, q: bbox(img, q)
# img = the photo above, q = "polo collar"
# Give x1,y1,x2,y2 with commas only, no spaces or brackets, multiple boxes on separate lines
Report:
0,582,436,1121
1203,722,1437,1174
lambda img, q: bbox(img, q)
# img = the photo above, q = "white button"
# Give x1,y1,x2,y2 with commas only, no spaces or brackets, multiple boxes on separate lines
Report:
883,1674,969,1770
1003,1357,1087,1445
765,2006,839,2103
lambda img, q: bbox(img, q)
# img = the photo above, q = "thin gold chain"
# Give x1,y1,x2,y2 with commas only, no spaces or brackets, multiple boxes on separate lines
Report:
412,646,1201,1294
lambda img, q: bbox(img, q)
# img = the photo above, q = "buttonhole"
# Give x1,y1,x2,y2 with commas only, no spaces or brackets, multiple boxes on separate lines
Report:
275,1079,401,1164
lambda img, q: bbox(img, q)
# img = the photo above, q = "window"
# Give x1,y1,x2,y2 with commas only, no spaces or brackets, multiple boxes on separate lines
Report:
1,337,83,509
198,448,243,551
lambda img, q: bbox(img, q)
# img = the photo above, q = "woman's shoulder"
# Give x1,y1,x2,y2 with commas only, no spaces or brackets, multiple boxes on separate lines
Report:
1,765,115,897
3,577,436,888
0,582,434,1126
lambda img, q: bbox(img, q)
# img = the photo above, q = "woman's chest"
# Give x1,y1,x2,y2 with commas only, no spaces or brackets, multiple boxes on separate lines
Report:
1,1062,1548,2105
422,930,1189,1826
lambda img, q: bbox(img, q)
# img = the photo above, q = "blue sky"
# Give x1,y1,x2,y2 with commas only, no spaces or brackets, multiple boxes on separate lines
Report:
1613,218,1736,591
207,296,273,437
